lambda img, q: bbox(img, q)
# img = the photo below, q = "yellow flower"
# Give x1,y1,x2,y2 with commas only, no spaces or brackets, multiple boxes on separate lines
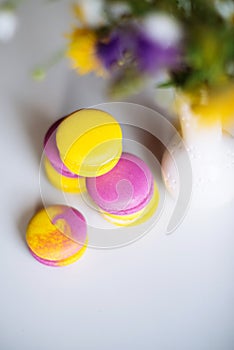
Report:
192,85,234,127
66,28,104,76
177,85,234,127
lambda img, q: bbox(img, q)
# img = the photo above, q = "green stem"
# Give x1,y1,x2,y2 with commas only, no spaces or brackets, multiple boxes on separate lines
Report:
0,0,26,10
32,47,66,81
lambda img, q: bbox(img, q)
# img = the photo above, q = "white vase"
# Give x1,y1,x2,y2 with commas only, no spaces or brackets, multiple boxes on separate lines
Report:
162,92,234,208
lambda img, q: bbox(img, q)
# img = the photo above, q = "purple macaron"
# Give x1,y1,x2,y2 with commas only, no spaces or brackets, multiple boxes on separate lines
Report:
86,152,154,215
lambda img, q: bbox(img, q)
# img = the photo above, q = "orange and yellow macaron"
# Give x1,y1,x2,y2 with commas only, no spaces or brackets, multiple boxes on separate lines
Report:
26,205,87,267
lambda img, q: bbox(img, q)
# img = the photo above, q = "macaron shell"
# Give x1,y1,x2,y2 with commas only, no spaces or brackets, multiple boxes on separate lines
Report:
86,153,154,215
56,109,122,177
44,157,86,193
44,117,78,178
102,182,160,226
26,206,87,263
28,240,87,267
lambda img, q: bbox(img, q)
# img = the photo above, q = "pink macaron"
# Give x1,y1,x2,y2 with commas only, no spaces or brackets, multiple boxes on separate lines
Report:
86,152,155,217
44,117,78,178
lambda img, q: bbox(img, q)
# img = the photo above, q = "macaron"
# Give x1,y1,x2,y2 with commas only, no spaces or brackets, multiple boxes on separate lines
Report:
86,153,159,226
26,205,88,266
56,109,123,177
44,117,85,192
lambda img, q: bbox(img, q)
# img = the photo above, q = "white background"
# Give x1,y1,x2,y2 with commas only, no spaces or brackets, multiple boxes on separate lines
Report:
0,1,234,349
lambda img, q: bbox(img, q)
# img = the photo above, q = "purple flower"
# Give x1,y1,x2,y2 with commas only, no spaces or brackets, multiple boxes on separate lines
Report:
135,32,181,73
96,31,125,69
96,26,181,74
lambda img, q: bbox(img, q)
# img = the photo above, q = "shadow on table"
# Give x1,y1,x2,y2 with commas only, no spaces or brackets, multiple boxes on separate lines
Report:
17,201,44,245
18,102,55,163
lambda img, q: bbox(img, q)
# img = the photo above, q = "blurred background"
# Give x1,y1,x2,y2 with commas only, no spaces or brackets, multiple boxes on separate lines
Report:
0,1,234,349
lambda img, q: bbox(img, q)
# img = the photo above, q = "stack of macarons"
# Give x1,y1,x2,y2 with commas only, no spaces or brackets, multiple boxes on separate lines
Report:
26,108,159,266
43,109,122,192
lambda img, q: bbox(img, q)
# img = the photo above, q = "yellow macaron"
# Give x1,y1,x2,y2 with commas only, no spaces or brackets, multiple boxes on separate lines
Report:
56,109,122,177
26,205,88,267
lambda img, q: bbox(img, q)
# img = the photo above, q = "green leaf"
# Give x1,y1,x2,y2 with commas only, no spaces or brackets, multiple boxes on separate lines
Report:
109,68,145,98
32,68,46,81
157,81,175,88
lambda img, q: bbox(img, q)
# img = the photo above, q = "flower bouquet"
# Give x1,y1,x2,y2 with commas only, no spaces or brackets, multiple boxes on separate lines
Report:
33,0,234,207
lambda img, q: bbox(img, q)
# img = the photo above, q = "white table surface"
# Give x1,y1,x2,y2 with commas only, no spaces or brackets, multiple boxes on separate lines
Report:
0,1,234,349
